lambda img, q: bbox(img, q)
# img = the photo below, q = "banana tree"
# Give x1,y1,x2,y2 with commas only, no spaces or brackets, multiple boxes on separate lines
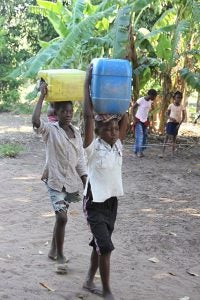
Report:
134,0,200,132
11,0,118,78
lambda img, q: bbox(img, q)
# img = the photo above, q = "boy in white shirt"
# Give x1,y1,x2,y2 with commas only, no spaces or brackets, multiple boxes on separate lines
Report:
132,89,157,157
161,91,186,157
82,64,128,300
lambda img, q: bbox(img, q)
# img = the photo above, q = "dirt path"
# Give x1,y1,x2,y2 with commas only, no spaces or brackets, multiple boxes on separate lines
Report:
0,113,200,300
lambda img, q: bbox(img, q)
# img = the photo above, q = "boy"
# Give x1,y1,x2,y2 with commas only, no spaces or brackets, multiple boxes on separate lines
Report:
132,89,157,157
47,102,57,123
32,82,87,272
161,91,186,157
82,65,128,300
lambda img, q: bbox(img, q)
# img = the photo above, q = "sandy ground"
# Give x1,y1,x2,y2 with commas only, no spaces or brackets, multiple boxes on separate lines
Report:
0,112,200,300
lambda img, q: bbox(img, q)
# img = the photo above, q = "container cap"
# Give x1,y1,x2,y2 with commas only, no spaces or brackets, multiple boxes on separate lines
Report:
91,58,132,77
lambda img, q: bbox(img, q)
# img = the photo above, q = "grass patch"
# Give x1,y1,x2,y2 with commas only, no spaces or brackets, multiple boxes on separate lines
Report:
0,143,24,158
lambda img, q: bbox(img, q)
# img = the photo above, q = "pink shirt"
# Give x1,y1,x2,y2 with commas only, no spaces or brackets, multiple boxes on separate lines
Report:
167,103,185,123
135,97,152,122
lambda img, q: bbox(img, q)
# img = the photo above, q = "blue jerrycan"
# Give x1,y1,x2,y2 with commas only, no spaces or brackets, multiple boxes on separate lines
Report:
91,58,132,114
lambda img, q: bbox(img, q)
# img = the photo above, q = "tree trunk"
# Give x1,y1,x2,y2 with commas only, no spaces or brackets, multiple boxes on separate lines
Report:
182,86,188,122
125,20,139,132
159,72,172,133
126,22,139,102
196,92,200,112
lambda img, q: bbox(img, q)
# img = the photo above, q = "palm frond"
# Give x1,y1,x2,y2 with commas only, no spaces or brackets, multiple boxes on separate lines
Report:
112,5,132,58
88,36,112,47
29,5,48,17
152,8,175,29
71,0,85,28
50,6,115,67
192,0,200,28
10,39,62,79
94,0,117,12
46,10,69,37
127,0,154,14
138,25,175,45
171,20,189,62
179,68,200,92
36,0,62,14
133,57,161,76
29,1,70,37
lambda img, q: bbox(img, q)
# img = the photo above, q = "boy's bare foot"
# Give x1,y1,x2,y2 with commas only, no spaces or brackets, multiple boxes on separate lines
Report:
57,255,68,264
48,254,57,261
104,292,115,300
48,249,57,261
56,263,68,274
83,282,102,296
138,152,144,158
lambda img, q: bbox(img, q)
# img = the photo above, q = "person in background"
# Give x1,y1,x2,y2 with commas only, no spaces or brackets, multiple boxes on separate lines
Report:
47,102,58,123
32,82,87,273
82,64,128,300
194,111,200,124
161,91,186,157
132,89,157,157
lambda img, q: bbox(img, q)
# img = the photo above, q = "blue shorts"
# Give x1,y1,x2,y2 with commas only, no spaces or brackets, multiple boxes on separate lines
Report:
166,122,179,136
47,185,80,213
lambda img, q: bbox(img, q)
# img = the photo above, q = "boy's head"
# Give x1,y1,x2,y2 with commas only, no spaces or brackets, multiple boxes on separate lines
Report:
173,91,182,105
147,89,157,101
54,101,73,125
95,115,120,146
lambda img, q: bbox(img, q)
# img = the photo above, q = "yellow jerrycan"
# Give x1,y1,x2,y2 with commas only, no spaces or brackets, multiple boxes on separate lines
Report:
38,69,86,102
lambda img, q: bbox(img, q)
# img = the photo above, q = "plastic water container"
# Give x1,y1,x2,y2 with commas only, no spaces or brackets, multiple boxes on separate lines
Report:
38,69,86,102
91,58,132,114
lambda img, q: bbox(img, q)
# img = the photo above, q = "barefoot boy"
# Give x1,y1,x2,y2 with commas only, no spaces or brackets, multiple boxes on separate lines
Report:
82,65,128,299
32,82,87,272
161,91,186,157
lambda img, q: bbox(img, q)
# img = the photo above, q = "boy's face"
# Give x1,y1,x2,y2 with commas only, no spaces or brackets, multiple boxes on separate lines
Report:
174,94,182,105
56,103,73,125
148,94,157,101
98,119,119,146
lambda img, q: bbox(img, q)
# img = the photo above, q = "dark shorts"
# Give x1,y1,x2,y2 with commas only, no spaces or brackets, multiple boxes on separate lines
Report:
83,193,118,255
166,122,179,136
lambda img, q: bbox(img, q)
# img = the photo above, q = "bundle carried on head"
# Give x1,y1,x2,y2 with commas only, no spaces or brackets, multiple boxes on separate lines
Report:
94,114,122,123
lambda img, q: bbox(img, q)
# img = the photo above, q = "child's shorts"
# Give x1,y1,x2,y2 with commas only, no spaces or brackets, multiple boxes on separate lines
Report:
47,185,80,213
166,122,179,136
83,194,118,255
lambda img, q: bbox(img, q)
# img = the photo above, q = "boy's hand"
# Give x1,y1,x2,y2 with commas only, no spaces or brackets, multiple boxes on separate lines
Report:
169,117,177,123
85,64,93,83
39,81,48,98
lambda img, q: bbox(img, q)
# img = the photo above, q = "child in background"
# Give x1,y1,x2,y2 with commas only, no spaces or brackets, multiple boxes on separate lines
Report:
47,102,58,123
82,65,128,300
32,82,87,272
132,89,157,157
161,91,186,157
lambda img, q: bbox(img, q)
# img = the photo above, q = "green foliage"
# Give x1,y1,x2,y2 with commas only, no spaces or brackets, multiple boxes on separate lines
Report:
156,35,172,60
179,68,200,92
2,0,199,116
0,0,57,109
112,5,132,58
50,6,115,68
0,143,24,158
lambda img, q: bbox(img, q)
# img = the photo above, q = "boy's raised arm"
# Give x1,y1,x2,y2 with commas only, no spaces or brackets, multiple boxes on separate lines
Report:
119,113,128,142
32,82,47,128
83,64,94,148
